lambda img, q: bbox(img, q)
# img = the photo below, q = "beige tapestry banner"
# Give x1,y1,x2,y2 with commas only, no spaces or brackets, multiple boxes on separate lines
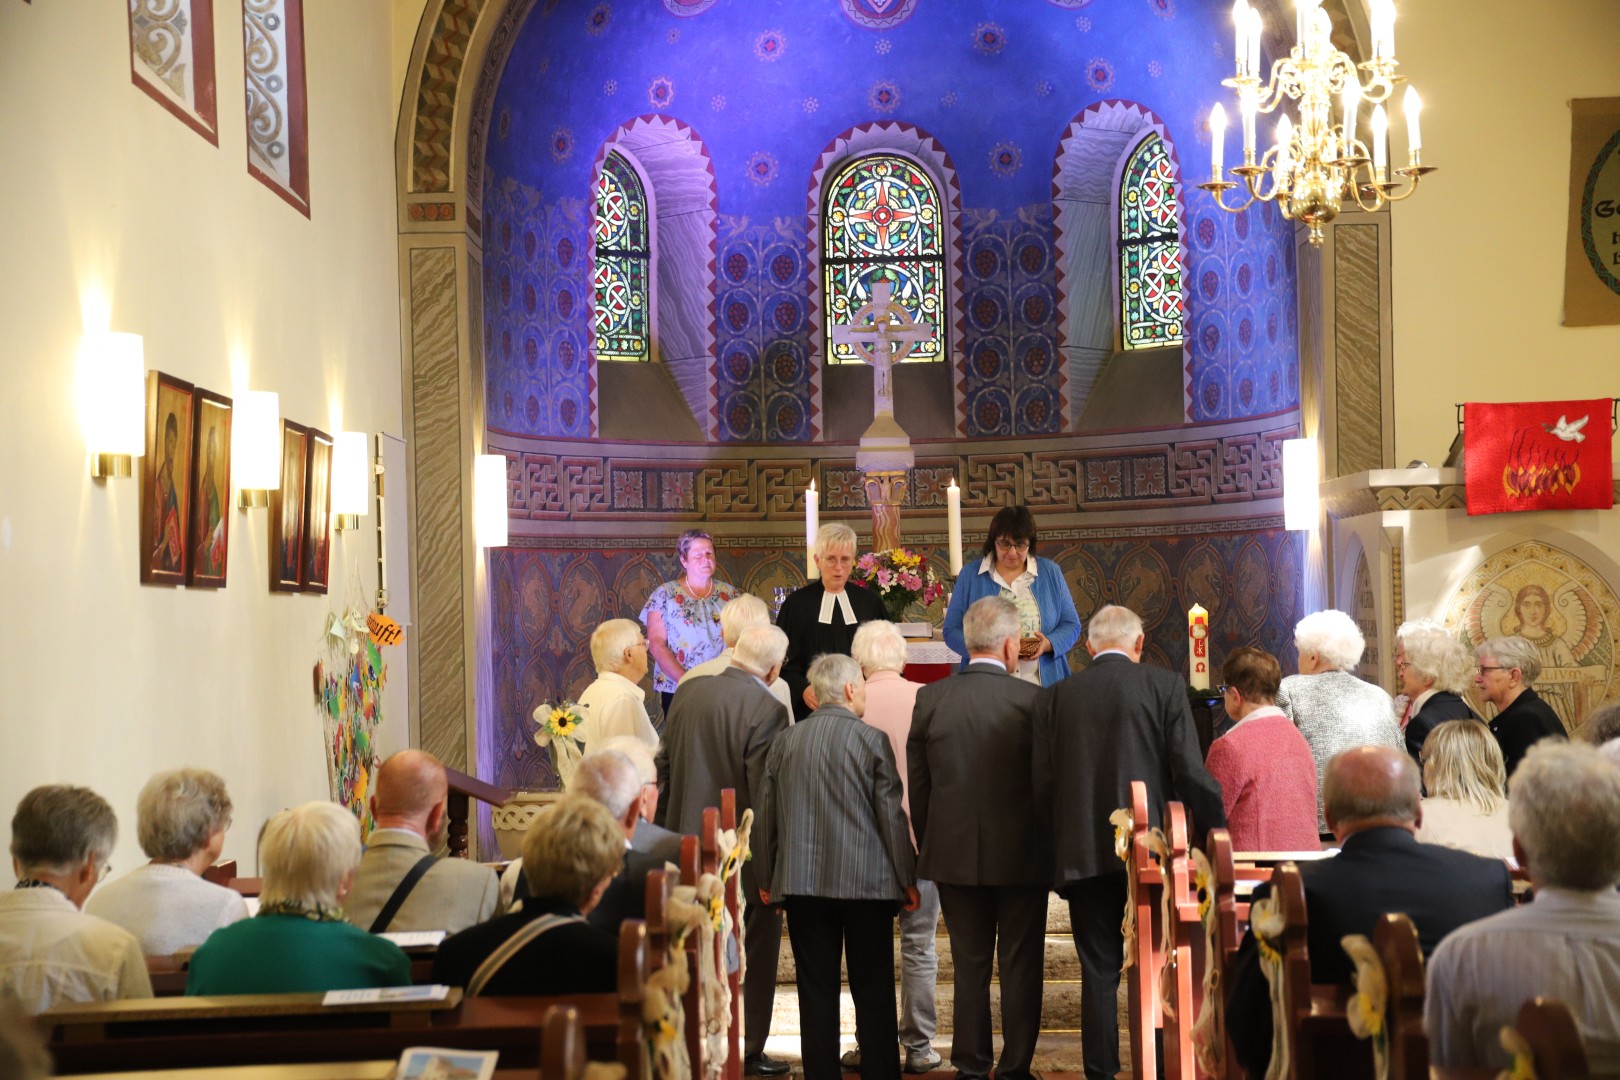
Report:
1564,98,1620,327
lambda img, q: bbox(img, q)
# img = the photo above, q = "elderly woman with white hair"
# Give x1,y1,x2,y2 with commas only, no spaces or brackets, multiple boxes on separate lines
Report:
1474,635,1566,781
1276,610,1403,834
678,593,794,718
574,617,658,757
86,768,248,956
1394,619,1480,763
185,802,410,994
776,522,885,721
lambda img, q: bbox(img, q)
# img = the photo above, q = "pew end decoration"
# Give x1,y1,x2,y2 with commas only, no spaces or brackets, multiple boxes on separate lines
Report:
1499,997,1590,1080
1189,844,1225,1077
1341,934,1389,1080
532,699,589,789
853,547,946,623
1110,805,1138,970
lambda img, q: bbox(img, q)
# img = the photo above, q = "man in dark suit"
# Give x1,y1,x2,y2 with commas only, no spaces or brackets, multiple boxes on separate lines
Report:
755,653,919,1080
655,624,792,1077
1225,745,1515,1077
570,749,668,931
595,735,684,865
1034,604,1225,1080
909,596,1049,1080
1474,635,1567,780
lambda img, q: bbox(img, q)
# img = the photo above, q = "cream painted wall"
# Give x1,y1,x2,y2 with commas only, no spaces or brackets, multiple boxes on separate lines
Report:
0,4,407,885
1391,0,1620,465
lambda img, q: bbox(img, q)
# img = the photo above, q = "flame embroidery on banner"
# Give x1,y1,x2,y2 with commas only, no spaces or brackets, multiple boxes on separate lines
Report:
1501,429,1582,499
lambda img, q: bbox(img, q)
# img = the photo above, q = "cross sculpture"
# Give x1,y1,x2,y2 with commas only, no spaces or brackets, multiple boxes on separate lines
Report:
830,280,935,553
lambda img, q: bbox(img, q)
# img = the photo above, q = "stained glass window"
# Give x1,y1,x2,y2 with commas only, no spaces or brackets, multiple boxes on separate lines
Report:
1119,133,1185,349
823,154,945,364
593,151,650,362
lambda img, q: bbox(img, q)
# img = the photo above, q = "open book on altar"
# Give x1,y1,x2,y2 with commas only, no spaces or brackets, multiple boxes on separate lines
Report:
896,622,933,639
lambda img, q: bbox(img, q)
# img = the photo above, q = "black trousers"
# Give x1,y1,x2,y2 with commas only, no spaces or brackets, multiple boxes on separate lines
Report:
742,863,782,1058
783,895,900,1080
936,882,1047,1080
1066,871,1128,1080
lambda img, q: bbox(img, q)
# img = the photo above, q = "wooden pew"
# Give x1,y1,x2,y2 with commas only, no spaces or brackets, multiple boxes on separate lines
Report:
1267,864,1370,1080
1512,998,1590,1080
1158,802,1201,1080
1123,781,1163,1080
720,788,744,1080
43,920,650,1075
1374,913,1427,1080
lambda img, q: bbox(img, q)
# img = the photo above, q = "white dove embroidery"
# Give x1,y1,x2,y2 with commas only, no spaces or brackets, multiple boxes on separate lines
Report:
1543,414,1589,442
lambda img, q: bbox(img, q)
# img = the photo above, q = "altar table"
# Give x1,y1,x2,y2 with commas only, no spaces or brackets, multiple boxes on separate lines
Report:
903,636,961,684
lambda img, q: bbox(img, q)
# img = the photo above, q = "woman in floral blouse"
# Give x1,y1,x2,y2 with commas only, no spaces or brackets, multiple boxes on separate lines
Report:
640,529,740,712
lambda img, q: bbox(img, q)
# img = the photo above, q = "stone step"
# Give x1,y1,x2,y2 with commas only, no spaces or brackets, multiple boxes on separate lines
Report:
761,980,1131,1069
775,930,1081,983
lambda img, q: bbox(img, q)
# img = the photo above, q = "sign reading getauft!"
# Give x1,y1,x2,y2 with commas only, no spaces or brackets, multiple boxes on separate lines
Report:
1564,98,1620,326
1464,400,1615,516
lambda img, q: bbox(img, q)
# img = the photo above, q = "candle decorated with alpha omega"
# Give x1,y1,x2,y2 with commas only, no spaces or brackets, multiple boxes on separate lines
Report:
1188,603,1210,690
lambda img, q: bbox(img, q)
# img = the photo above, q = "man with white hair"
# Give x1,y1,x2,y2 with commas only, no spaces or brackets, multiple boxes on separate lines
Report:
0,785,151,1012
572,749,669,931
909,597,1047,1080
776,522,885,721
1035,605,1224,1080
680,593,794,718
345,750,500,934
845,619,941,1074
755,653,918,1080
597,735,683,864
576,618,658,754
657,623,793,1076
1474,635,1566,780
1426,741,1620,1072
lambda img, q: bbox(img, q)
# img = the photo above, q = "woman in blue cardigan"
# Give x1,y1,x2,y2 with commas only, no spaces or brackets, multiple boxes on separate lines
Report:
942,505,1083,686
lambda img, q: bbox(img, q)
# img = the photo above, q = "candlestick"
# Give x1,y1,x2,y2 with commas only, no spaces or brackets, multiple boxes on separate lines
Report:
1371,103,1388,174
1232,0,1249,76
1188,604,1210,690
1240,91,1257,157
805,480,820,580
1210,104,1227,181
1403,86,1422,153
1275,114,1293,182
1340,79,1361,159
946,478,963,577
1246,8,1262,80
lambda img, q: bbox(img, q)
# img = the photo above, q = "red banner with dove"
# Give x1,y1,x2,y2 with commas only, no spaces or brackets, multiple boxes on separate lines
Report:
1464,399,1614,515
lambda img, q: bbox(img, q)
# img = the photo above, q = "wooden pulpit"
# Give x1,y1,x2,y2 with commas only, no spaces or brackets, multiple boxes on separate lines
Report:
443,766,512,859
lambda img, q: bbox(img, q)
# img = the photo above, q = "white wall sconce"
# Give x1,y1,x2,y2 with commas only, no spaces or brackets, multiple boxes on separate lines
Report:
474,453,509,548
331,431,370,531
234,390,281,509
1282,437,1320,531
79,331,146,479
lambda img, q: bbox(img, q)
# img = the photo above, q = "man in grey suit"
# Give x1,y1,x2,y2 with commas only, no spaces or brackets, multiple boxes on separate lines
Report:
1035,605,1225,1080
909,597,1049,1080
655,624,792,1077
346,750,500,934
755,653,919,1080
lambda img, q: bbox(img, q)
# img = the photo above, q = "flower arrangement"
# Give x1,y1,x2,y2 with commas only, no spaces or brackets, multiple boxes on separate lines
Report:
853,547,947,622
532,699,588,788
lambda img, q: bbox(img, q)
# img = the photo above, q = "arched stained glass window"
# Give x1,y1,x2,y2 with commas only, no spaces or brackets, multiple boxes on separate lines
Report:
823,154,945,364
1119,133,1185,350
593,151,650,362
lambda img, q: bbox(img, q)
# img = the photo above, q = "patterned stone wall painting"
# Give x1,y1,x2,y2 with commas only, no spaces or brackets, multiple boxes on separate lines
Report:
1350,542,1380,685
241,0,310,215
487,527,1304,791
1444,540,1620,732
128,0,219,145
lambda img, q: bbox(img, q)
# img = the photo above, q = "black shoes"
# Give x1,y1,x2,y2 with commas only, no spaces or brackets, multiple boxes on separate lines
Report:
745,1054,792,1076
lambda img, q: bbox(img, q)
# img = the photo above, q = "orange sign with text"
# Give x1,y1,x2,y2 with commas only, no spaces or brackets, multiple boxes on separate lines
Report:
367,612,404,647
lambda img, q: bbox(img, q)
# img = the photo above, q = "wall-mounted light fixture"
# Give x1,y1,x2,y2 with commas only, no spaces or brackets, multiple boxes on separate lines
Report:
234,390,281,509
79,331,146,479
331,431,370,531
1282,437,1319,531
474,453,509,548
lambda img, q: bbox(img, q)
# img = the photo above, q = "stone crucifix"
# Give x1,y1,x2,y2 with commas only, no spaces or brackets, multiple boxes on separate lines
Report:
831,280,935,552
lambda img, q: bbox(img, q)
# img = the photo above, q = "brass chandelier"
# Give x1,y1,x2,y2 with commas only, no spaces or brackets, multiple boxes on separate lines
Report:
1199,0,1433,246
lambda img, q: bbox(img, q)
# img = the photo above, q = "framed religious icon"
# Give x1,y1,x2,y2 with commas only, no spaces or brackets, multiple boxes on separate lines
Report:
139,371,196,586
268,420,308,592
301,427,333,593
186,389,233,588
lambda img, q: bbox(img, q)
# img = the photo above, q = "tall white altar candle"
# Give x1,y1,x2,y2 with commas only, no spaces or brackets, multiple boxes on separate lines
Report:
1188,603,1210,689
946,478,963,577
805,480,820,579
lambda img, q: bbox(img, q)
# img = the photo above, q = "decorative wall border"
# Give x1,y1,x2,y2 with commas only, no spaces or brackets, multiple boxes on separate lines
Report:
128,0,219,145
805,121,968,437
488,413,1297,527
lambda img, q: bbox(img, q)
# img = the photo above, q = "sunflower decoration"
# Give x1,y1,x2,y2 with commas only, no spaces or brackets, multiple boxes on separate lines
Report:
532,699,589,788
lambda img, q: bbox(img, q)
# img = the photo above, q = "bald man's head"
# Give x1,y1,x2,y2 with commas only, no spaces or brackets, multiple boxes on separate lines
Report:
1322,745,1422,841
370,750,450,842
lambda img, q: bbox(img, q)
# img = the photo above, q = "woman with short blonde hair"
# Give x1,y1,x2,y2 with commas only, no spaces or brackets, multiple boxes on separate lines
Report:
186,802,410,995
87,768,248,956
1416,720,1513,860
